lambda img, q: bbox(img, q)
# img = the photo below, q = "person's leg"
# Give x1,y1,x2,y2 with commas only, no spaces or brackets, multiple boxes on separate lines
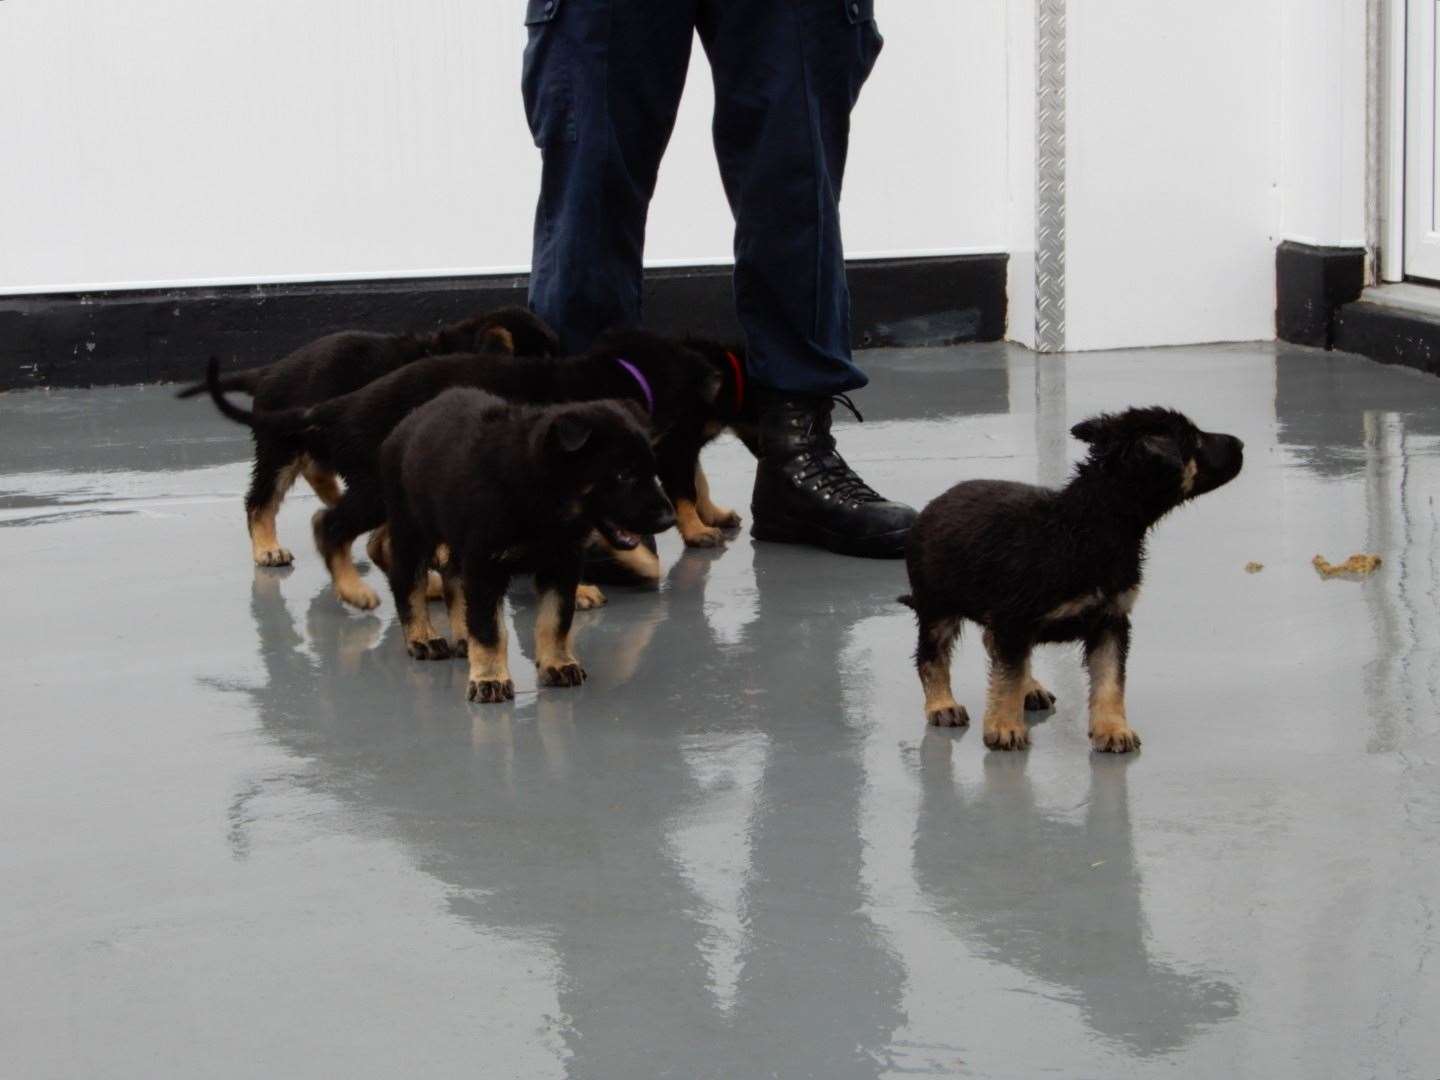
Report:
522,0,699,353
699,0,880,395
699,0,915,558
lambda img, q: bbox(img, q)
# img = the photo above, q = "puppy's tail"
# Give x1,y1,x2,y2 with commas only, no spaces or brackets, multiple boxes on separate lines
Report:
203,357,311,438
896,594,916,610
176,363,267,400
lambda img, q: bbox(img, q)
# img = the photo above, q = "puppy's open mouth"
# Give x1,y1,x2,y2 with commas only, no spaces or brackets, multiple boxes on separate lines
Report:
597,520,641,550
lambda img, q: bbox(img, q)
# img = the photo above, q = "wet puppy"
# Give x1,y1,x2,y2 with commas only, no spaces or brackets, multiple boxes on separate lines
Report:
179,306,560,567
901,407,1243,753
202,328,745,610
380,388,676,702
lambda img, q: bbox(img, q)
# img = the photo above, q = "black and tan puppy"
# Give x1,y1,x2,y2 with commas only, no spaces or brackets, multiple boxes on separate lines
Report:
180,306,560,567
203,328,746,609
901,407,1243,753
380,388,676,702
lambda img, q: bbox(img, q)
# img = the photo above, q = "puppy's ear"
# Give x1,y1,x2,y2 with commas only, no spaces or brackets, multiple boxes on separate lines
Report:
1070,415,1113,444
549,413,592,454
1135,434,1184,472
477,325,516,355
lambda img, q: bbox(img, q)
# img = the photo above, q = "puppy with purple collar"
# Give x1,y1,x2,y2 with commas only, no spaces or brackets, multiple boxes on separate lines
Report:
901,406,1243,753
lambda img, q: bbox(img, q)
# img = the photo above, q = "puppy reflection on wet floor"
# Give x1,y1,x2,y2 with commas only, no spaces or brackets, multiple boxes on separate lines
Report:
902,407,1244,753
914,735,1239,1050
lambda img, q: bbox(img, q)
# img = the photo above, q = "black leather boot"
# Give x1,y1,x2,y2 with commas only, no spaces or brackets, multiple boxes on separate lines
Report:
749,389,916,558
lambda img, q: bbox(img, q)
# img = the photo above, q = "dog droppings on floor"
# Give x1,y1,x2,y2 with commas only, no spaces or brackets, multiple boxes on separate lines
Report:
1312,553,1383,579
1244,561,1264,574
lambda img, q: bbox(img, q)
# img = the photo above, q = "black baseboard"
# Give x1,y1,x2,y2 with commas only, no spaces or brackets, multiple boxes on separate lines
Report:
1275,240,1366,348
0,254,1006,390
1332,300,1440,378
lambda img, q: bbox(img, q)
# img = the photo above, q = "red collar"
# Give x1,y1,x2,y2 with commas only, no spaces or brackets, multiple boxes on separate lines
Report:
724,351,745,413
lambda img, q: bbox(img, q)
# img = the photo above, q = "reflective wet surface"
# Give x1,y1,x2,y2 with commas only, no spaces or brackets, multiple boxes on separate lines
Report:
3,342,1438,1078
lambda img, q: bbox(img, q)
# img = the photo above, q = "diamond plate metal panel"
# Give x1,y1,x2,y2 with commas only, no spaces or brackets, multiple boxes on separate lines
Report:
1036,0,1067,353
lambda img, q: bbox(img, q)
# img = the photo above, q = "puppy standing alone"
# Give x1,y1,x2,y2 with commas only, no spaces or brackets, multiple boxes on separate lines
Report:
902,407,1243,752
380,389,675,702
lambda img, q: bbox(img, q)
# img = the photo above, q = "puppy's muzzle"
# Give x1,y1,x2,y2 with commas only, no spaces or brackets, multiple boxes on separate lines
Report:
1193,432,1244,495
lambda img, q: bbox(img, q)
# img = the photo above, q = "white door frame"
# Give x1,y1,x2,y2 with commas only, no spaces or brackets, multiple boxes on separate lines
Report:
1382,0,1406,282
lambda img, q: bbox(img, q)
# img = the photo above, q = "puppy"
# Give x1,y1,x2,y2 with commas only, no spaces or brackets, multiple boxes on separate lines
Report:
379,388,676,702
901,407,1243,753
202,328,746,610
179,306,560,567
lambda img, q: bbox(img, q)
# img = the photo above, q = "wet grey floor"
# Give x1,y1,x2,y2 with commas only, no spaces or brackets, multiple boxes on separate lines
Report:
2,342,1438,1078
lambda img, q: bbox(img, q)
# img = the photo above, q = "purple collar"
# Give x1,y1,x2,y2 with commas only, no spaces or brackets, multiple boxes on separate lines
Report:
613,357,654,415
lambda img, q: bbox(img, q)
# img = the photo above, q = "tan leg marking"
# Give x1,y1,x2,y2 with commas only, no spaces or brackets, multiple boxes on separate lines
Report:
695,465,741,530
316,511,379,610
302,458,342,507
984,628,1054,711
422,542,452,600
575,583,607,610
676,499,723,548
921,617,967,727
466,595,513,703
365,526,392,573
980,632,1030,750
249,458,302,566
1087,635,1140,752
403,578,448,659
443,575,469,652
535,590,585,687
425,570,445,601
922,662,966,727
606,539,662,584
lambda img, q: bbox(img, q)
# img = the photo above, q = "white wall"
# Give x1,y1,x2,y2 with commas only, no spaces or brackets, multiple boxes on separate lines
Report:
1064,0,1284,351
1278,0,1369,248
0,0,1008,295
1061,0,1369,351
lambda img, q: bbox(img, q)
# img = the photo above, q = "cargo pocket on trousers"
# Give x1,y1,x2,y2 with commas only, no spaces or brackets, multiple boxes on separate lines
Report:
522,0,574,146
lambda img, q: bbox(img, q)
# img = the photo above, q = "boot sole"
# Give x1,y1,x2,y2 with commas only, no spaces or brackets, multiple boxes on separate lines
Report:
750,514,909,559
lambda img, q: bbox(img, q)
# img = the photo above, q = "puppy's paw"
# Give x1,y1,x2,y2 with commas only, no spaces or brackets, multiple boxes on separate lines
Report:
539,662,587,687
927,704,970,728
255,547,294,568
681,524,724,549
983,721,1031,751
408,637,451,661
1023,686,1057,711
575,584,607,610
336,580,381,610
467,677,515,704
1090,726,1141,753
701,506,743,531
451,638,469,658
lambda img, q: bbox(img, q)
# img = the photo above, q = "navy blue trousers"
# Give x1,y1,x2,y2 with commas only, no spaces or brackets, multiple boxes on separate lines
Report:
522,0,882,395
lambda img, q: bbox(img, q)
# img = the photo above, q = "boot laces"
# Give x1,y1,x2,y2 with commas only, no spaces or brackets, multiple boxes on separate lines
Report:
792,394,881,504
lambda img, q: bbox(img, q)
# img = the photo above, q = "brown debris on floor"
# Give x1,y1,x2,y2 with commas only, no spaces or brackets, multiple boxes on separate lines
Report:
1312,553,1383,580
1244,562,1264,574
